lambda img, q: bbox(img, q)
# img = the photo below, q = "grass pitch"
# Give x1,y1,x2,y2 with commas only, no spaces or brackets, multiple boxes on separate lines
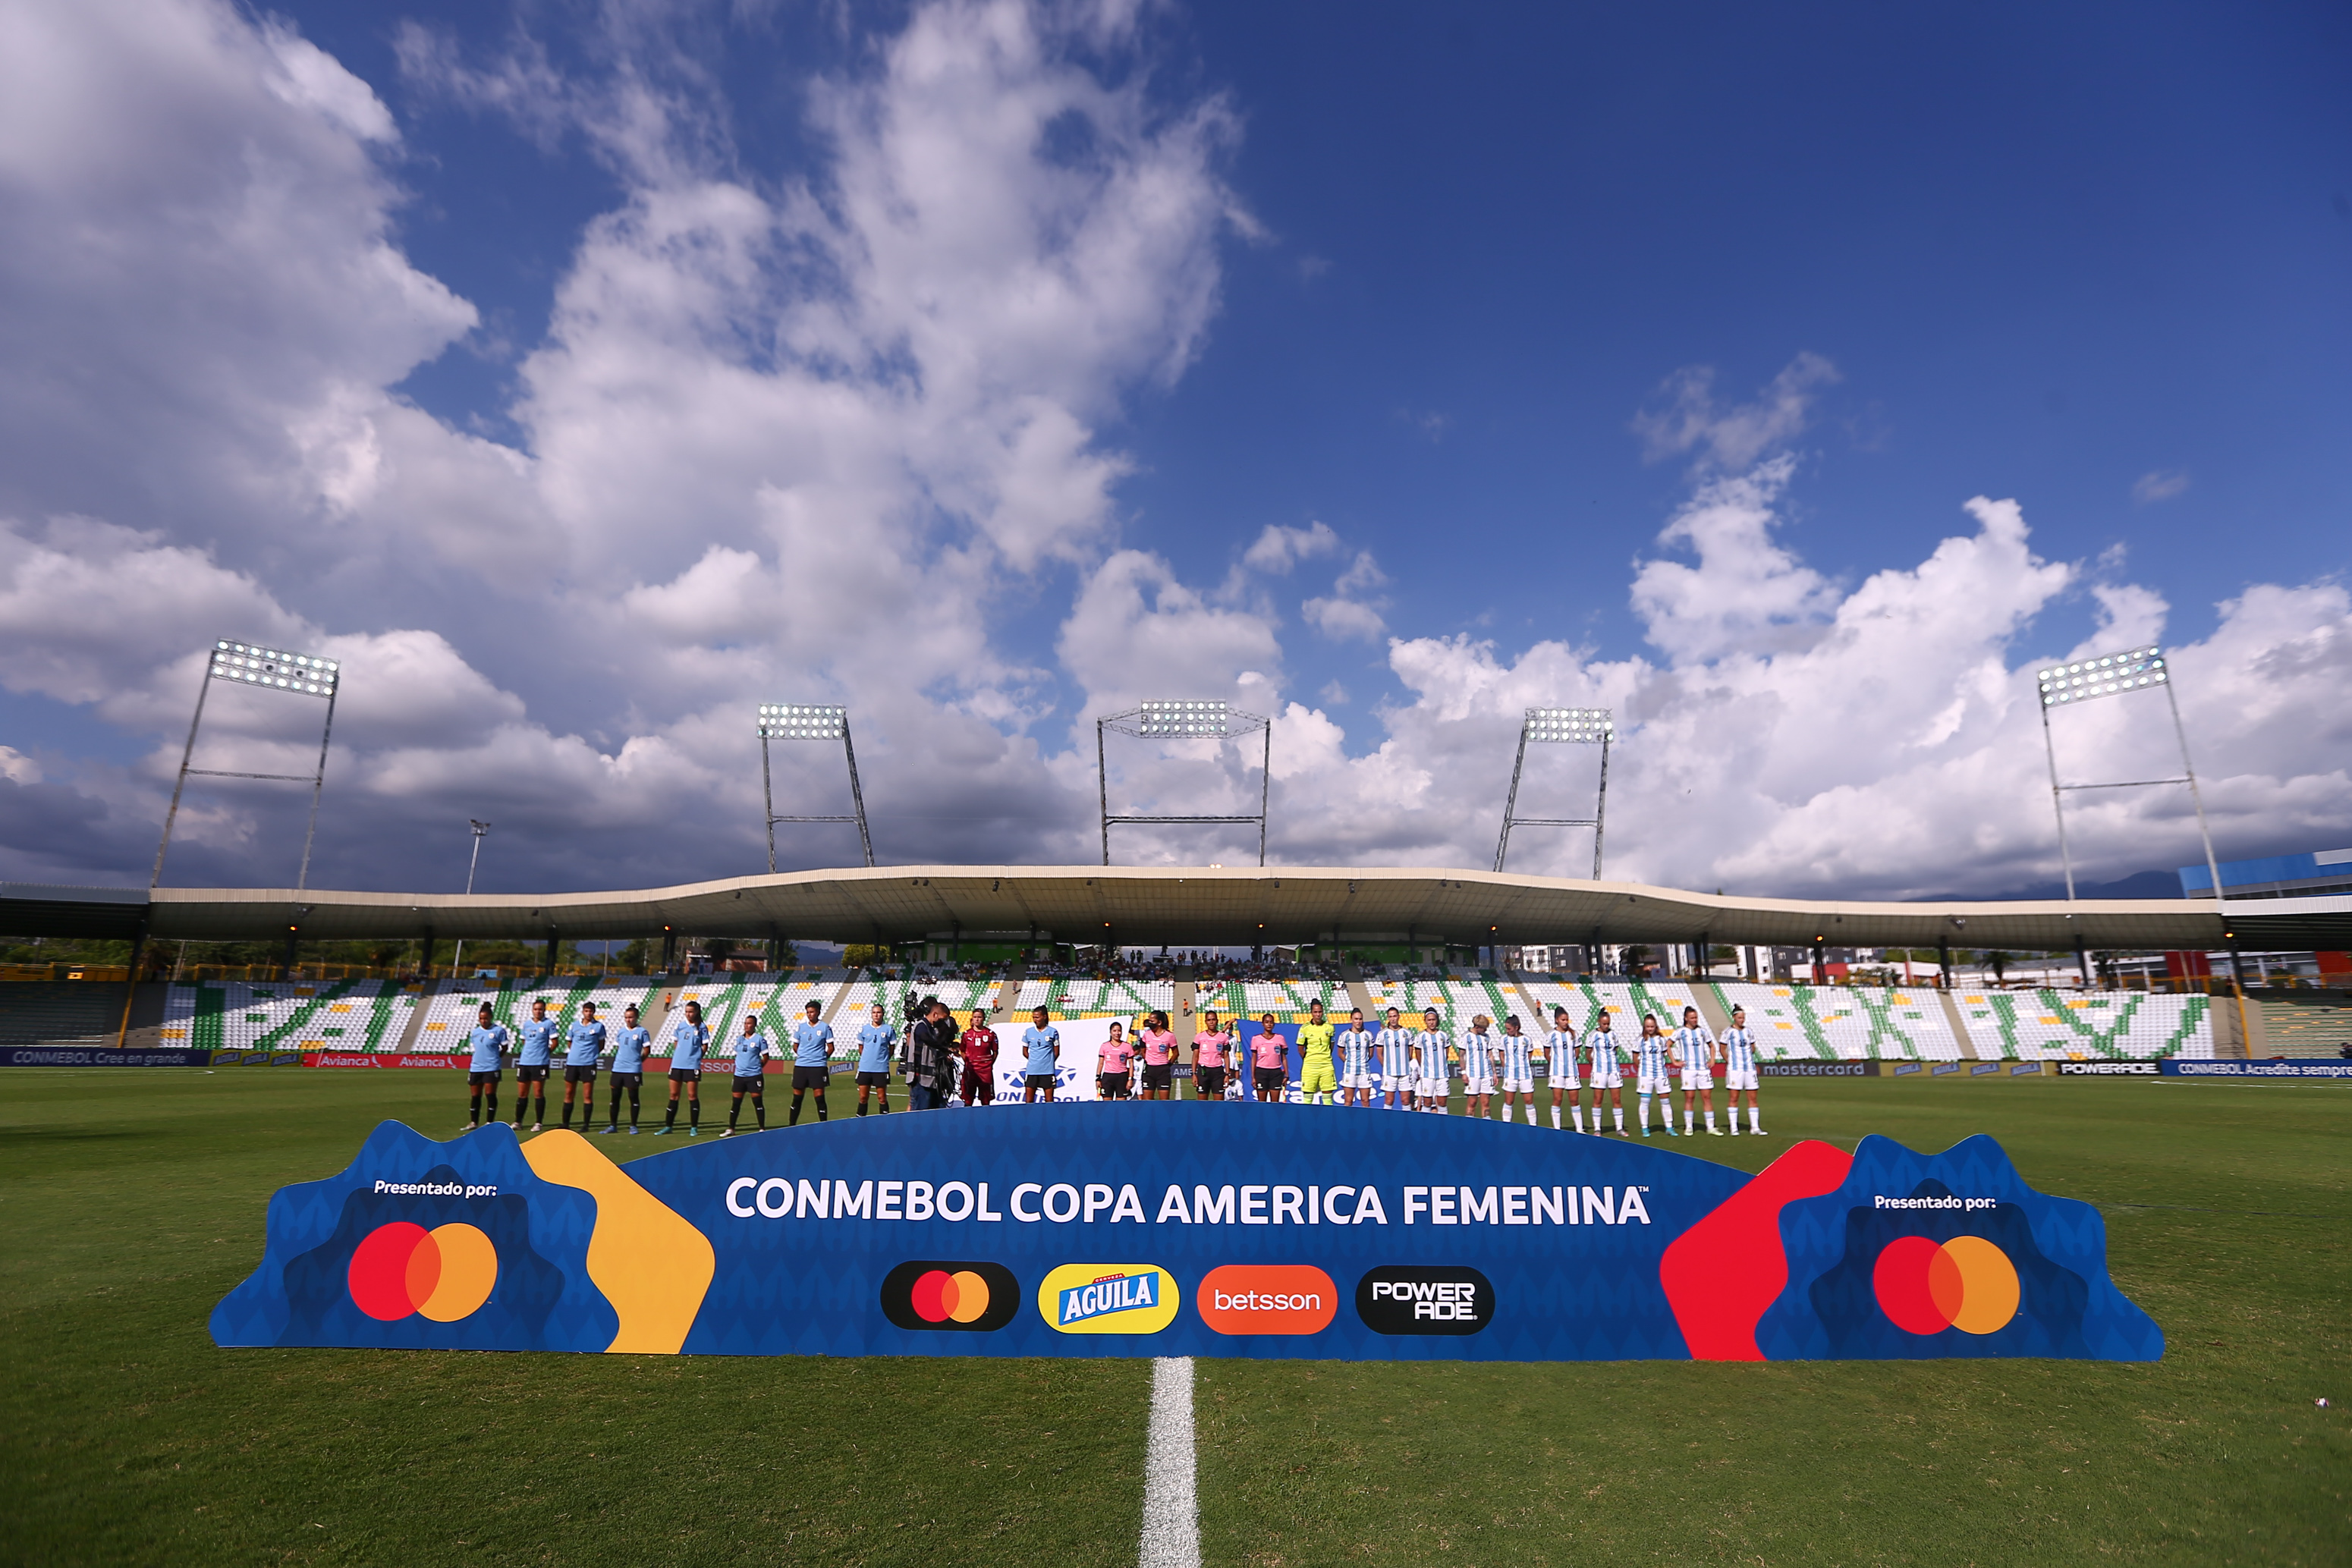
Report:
1,1070,2344,1566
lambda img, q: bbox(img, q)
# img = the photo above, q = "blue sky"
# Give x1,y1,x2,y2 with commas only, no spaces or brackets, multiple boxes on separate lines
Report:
0,0,2345,900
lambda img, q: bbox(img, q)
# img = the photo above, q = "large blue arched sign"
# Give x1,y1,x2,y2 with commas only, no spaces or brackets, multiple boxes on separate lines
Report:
212,1107,2162,1362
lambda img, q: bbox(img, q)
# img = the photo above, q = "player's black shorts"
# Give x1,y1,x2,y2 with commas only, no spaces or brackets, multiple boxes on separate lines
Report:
791,1065,829,1090
1141,1062,1174,1092
1099,1071,1131,1098
1253,1067,1287,1097
731,1074,766,1094
564,1065,598,1084
855,1070,891,1087
1024,1073,1058,1091
608,1071,642,1089
467,1070,502,1086
1194,1065,1226,1096
668,1067,701,1082
516,1065,549,1083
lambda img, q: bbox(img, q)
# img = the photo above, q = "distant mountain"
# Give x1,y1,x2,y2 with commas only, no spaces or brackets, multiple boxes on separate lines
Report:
1923,869,2186,903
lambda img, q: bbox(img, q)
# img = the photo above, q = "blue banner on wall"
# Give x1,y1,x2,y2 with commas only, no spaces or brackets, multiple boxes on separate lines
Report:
212,1107,2162,1362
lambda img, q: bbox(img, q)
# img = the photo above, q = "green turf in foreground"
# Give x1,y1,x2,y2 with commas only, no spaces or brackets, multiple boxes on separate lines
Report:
0,1070,2344,1566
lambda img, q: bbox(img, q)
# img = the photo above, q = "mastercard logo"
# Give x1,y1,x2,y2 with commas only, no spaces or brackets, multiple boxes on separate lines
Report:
1872,1234,2020,1336
347,1221,498,1323
879,1259,1020,1332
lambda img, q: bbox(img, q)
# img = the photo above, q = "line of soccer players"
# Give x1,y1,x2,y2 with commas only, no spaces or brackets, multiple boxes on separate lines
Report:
461,991,1764,1136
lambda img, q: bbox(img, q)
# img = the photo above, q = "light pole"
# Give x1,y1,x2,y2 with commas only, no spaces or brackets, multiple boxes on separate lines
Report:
757,705,874,869
1096,699,1273,866
451,819,490,976
1494,707,1613,876
152,641,343,889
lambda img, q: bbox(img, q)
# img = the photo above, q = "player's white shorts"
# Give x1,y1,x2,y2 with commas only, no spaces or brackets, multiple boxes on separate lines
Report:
1678,1071,1711,1092
1588,1061,1622,1088
1420,1075,1451,1096
1724,1067,1759,1092
1637,1070,1673,1095
1500,1073,1535,1094
1340,1070,1373,1089
1461,1073,1496,1095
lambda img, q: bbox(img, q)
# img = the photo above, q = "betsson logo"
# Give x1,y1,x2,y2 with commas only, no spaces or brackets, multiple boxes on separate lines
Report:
1196,1265,1338,1335
1355,1265,1495,1336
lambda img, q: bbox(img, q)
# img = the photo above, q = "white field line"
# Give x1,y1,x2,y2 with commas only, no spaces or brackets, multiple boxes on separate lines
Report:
1139,1356,1200,1568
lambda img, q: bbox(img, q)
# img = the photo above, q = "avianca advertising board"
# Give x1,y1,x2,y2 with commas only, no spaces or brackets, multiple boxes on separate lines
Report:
213,1107,2162,1363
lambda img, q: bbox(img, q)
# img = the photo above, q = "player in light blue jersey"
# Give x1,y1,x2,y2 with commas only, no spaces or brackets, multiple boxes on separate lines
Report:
1412,1007,1451,1113
558,1001,608,1132
853,1002,897,1116
462,1002,508,1132
1020,1006,1062,1102
1376,1008,1414,1109
1458,1015,1498,1118
1634,1013,1678,1137
1497,1016,1538,1124
722,1012,778,1136
1335,1009,1376,1106
658,998,709,1135
1584,1008,1627,1135
600,1004,652,1135
785,998,833,1127
1544,1007,1581,1130
1671,1006,1721,1136
1719,1004,1766,1136
512,997,561,1132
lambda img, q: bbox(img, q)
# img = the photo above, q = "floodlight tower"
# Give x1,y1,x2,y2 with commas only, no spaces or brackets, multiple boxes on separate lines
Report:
1096,699,1272,866
151,640,343,890
757,704,873,870
1494,707,1613,877
2033,646,2222,907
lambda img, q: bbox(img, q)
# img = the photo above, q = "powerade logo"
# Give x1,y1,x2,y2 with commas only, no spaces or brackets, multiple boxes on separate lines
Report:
1036,1263,1181,1334
2057,1061,2158,1075
879,1260,1020,1332
1355,1265,1494,1336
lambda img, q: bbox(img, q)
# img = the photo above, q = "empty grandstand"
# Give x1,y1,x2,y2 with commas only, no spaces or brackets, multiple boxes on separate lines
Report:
1956,989,2213,1060
1706,982,1968,1062
164,979,410,1057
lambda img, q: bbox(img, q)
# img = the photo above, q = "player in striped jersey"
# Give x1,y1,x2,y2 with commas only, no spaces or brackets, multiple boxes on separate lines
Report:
1585,1008,1627,1134
1544,1007,1580,1130
1457,1014,1498,1117
1634,1013,1678,1136
1496,1015,1538,1124
1672,1006,1722,1136
1376,1007,1415,1109
1412,1007,1451,1113
1720,1004,1766,1135
1336,1008,1377,1106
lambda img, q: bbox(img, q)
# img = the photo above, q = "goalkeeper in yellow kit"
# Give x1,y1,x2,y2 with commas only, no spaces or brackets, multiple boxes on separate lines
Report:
1294,998,1338,1105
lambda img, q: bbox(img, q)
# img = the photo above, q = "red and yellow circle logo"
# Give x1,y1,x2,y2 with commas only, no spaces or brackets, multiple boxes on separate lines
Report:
910,1268,994,1324
1872,1234,2020,1336
347,1221,499,1322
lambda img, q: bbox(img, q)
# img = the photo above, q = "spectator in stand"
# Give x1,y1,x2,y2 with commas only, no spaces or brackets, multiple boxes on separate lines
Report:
959,1007,1000,1105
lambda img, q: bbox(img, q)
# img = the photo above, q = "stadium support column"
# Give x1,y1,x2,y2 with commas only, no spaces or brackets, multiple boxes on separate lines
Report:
1937,938,1951,990
115,914,150,1049
660,928,676,974
2074,933,2091,988
283,927,300,979
1812,936,1827,986
419,929,435,982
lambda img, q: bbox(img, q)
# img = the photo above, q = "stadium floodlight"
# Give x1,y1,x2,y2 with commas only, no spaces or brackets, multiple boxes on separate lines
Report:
756,703,873,871
1495,707,1614,877
151,640,344,891
2032,644,2222,911
1097,700,1273,866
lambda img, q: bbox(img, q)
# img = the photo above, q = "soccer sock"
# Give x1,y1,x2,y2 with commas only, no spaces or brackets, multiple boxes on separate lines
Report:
1749,1106,1761,1131
559,1099,574,1130
758,1092,771,1129
469,1088,483,1124
1705,1111,1717,1130
664,1100,678,1128
856,1095,868,1117
1612,1105,1624,1131
689,1098,700,1128
1683,1108,1693,1132
788,1089,803,1126
1637,1096,1651,1130
583,1098,595,1128
513,1094,527,1126
484,1092,495,1123
1570,1105,1583,1132
1554,1105,1564,1130
628,1086,640,1127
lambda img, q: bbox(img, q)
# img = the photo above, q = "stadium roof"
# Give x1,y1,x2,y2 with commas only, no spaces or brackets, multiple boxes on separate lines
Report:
8,868,2347,950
